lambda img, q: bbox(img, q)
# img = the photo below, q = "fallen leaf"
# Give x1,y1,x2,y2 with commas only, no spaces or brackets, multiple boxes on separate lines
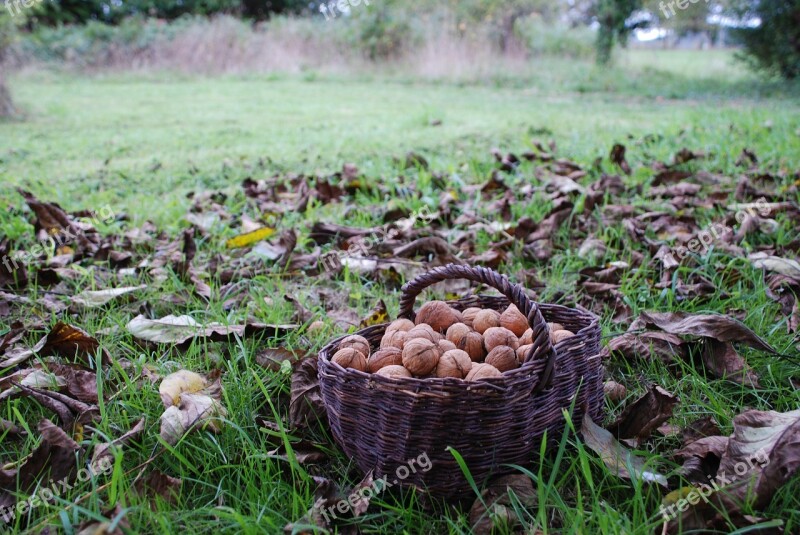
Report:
289,357,324,429
749,252,800,279
255,347,303,373
72,285,147,308
133,470,182,506
225,227,276,249
126,315,295,345
630,312,776,353
701,339,760,387
581,414,668,487
92,418,146,468
610,385,679,443
469,474,537,535
604,331,687,364
0,420,80,510
160,393,227,445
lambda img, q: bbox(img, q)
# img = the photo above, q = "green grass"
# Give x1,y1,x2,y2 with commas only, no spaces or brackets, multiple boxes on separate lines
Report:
1,49,800,534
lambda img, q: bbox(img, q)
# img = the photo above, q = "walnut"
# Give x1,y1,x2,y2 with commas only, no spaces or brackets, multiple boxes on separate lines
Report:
548,322,565,333
435,349,473,379
483,327,520,352
406,324,441,343
551,329,575,345
465,363,502,381
519,328,533,346
415,301,462,333
485,346,519,372
456,331,485,362
500,305,528,337
338,335,370,358
307,321,326,335
461,307,482,329
604,381,627,403
380,329,408,350
375,365,412,379
446,323,471,344
332,348,367,371
516,344,533,363
473,309,501,334
438,339,457,354
367,347,403,373
402,338,440,376
386,318,415,333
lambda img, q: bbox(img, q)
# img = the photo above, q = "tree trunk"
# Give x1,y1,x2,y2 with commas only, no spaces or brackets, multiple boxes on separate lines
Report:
0,76,14,117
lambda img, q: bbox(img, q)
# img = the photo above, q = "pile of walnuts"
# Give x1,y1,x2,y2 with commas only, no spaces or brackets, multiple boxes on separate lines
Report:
330,300,575,381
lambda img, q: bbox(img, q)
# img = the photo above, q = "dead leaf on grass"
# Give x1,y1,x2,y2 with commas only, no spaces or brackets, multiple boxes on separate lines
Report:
581,414,668,487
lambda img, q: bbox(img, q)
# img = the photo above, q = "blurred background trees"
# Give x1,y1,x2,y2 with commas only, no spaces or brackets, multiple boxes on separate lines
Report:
0,0,799,87
729,0,800,79
0,11,19,117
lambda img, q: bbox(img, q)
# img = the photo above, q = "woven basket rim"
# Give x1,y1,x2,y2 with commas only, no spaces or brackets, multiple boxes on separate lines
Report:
318,299,599,390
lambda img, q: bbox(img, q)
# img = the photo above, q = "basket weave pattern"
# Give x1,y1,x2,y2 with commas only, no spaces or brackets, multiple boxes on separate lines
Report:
318,265,603,500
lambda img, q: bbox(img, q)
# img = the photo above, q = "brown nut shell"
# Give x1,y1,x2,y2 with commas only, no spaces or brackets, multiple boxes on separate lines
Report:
551,329,575,345
603,380,627,402
435,349,473,379
457,331,485,362
516,344,533,363
332,348,367,371
485,345,519,372
376,365,412,379
473,309,501,334
483,326,520,352
519,328,534,346
548,322,565,333
500,305,528,337
465,363,502,381
461,307,482,329
407,324,441,343
438,339,457,354
338,335,370,358
446,323,472,345
415,301,462,333
402,338,440,376
380,329,408,350
367,347,403,373
386,318,415,333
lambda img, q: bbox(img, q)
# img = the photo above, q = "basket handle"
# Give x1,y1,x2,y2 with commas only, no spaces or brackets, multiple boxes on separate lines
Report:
398,264,556,393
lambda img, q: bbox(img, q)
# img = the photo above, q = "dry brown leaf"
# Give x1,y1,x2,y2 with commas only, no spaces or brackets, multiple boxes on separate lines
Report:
610,385,679,443
289,357,324,429
0,420,80,510
126,315,295,345
630,312,776,353
581,414,667,487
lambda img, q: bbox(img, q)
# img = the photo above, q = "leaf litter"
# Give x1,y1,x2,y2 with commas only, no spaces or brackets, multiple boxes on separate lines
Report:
1,142,799,532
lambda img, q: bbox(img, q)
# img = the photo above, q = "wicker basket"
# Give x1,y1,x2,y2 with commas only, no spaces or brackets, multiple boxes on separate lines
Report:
318,264,603,501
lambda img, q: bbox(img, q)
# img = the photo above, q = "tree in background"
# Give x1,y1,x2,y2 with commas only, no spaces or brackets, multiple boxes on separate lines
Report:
28,0,308,26
454,0,562,52
641,0,720,48
594,0,643,64
0,10,18,117
730,0,800,79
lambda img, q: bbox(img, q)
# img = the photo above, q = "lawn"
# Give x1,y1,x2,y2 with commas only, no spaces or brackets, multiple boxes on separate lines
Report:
1,50,799,534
